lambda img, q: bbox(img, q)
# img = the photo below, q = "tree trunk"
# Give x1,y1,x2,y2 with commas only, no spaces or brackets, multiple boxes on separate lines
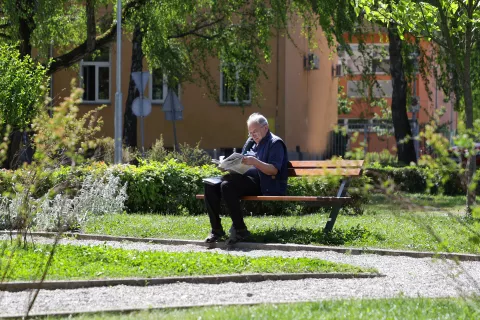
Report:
5,3,35,169
85,0,96,52
18,6,33,58
388,24,417,165
123,26,143,147
462,28,476,213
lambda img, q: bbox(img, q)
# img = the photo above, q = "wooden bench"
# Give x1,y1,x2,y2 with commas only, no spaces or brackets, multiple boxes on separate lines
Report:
196,160,364,232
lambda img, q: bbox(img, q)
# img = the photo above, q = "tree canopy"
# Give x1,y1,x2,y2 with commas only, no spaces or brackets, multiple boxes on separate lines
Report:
0,1,322,84
0,43,48,129
355,0,480,209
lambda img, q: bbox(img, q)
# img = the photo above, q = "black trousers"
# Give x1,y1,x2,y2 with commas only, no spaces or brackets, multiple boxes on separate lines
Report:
204,174,261,232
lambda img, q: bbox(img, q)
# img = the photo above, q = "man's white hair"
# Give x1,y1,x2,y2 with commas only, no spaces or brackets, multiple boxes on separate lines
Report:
247,113,268,127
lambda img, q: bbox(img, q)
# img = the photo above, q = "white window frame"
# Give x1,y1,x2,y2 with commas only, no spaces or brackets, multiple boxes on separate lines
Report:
372,80,393,98
149,71,181,104
347,80,392,98
345,43,390,75
219,65,251,105
79,49,111,103
347,80,367,98
370,44,390,75
339,118,394,134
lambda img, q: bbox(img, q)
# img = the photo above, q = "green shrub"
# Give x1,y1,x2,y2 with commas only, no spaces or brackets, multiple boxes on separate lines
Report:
113,159,221,214
146,136,169,162
92,137,139,164
364,150,398,166
364,165,468,195
95,136,212,167
0,161,370,216
169,141,212,167
146,137,212,166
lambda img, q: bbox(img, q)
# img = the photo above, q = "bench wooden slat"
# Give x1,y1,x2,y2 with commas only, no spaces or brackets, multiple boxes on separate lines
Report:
195,194,351,203
288,168,362,177
289,160,364,169
196,160,364,232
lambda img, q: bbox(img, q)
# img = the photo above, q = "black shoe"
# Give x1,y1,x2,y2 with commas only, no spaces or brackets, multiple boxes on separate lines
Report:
225,228,251,245
205,230,226,243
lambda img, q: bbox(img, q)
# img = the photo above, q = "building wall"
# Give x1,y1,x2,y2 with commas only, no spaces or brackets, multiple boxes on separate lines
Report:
337,34,458,154
284,25,338,158
52,27,337,156
52,36,282,151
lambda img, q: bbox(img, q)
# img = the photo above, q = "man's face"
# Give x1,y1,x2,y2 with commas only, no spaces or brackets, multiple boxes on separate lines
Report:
248,122,268,144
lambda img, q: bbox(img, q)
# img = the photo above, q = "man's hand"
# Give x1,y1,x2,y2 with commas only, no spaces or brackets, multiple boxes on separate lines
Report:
242,156,258,166
243,156,278,176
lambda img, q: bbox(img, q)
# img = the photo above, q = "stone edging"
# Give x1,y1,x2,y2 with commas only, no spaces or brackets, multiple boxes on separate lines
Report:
0,272,382,293
2,230,480,261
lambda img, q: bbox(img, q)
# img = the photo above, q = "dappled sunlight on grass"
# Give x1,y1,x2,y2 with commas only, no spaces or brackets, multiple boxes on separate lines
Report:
58,297,480,320
1,242,372,281
82,194,480,254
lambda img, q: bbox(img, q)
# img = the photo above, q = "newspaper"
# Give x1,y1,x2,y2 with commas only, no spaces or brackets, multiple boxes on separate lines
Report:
212,152,253,174
202,176,223,186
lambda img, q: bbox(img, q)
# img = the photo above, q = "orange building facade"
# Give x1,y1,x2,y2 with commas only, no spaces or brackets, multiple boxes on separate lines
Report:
337,32,458,156
50,26,340,160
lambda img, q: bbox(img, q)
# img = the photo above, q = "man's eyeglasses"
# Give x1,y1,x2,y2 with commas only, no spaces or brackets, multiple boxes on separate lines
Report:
248,124,266,137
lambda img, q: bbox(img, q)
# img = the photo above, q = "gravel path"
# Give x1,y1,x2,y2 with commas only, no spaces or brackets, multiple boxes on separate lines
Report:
1,236,480,317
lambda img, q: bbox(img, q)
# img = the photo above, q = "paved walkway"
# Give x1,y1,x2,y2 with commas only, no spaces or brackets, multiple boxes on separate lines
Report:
1,237,480,317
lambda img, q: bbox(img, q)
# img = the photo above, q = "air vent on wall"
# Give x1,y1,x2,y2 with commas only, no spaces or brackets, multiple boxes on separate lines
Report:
304,53,319,70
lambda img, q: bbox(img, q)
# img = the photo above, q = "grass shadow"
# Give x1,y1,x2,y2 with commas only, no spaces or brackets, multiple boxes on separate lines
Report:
370,193,466,209
250,225,372,246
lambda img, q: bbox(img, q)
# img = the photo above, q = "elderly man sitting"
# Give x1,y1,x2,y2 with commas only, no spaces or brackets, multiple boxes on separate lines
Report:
204,113,289,244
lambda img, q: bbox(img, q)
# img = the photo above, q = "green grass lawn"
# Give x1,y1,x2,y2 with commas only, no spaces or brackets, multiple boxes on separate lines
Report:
84,194,480,254
0,242,374,281
47,297,480,320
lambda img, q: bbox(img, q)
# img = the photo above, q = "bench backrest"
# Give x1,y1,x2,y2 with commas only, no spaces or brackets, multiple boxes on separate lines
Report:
287,160,364,177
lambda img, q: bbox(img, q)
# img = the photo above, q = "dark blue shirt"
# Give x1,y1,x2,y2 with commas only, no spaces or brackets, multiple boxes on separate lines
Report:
241,131,288,195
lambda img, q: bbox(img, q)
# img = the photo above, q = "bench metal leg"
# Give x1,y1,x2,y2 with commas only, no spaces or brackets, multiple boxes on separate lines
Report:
324,205,341,233
323,178,350,233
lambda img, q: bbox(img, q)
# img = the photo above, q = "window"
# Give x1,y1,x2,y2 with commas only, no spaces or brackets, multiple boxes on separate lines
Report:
150,69,181,104
371,46,390,74
343,44,390,75
220,64,251,104
338,118,394,134
347,80,392,98
372,57,390,74
347,80,367,98
80,49,110,102
372,80,393,98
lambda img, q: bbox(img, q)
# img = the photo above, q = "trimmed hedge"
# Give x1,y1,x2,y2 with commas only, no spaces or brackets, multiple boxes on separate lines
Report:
1,160,471,216
0,160,370,215
50,160,221,214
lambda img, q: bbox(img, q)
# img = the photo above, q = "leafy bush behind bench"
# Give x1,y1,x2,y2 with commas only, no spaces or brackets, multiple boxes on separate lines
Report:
364,165,468,195
0,160,370,215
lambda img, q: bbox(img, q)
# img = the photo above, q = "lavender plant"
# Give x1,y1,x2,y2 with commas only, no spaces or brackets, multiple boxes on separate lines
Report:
0,82,121,244
34,171,127,232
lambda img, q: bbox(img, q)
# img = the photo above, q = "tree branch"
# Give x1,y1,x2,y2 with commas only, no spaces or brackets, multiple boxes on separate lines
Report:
418,2,448,48
437,0,464,84
474,0,480,10
48,0,149,75
453,0,470,11
168,16,226,39
0,33,11,40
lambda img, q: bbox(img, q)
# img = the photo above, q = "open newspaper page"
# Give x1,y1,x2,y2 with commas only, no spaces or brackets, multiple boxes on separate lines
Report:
217,153,253,174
